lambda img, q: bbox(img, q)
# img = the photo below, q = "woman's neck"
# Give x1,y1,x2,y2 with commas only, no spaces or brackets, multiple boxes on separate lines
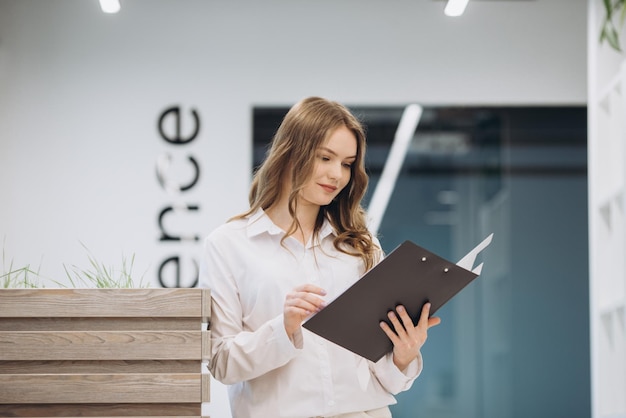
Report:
265,199,319,245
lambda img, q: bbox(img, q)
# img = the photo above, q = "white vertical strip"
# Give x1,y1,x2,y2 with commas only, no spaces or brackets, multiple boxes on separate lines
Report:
367,104,422,235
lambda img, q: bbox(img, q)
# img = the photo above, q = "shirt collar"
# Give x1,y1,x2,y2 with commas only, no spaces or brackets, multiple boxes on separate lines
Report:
246,208,336,241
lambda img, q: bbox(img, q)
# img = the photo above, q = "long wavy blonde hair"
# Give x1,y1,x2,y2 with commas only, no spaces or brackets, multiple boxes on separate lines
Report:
233,96,379,270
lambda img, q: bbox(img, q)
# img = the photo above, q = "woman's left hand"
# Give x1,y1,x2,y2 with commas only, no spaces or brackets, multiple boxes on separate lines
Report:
379,302,441,371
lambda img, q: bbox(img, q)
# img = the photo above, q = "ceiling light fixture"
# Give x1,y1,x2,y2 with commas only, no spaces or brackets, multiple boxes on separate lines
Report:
444,0,469,17
99,0,121,14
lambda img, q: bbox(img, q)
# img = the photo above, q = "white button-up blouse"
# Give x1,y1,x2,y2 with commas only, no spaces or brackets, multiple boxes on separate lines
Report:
200,209,422,418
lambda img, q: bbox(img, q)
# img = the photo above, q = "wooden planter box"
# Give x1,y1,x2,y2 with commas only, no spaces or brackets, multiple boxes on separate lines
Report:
0,288,211,417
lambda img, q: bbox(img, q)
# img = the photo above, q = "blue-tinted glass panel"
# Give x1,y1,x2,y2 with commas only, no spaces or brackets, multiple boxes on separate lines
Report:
253,105,589,418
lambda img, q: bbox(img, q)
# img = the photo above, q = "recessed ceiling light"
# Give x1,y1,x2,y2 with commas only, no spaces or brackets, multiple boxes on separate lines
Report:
445,0,470,16
99,0,121,14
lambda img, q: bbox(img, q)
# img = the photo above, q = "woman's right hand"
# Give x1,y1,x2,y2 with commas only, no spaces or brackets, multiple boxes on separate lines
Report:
284,284,327,340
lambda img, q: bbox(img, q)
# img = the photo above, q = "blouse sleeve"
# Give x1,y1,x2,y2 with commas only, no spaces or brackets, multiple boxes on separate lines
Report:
200,234,300,385
370,351,423,394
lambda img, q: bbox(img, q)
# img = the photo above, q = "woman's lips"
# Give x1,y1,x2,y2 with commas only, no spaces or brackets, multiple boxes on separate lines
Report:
320,184,337,193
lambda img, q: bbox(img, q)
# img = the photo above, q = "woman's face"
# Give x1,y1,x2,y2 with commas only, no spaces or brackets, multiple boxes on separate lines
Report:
298,125,357,208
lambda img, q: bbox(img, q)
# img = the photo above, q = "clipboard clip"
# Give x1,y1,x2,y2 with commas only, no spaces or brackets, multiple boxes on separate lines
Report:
420,256,453,274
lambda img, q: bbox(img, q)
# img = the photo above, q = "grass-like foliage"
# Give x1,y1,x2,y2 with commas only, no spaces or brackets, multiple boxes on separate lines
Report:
63,244,147,289
1,263,42,288
2,240,147,289
2,243,43,288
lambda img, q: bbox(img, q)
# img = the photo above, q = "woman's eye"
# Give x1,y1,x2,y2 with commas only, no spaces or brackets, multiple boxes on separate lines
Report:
342,162,352,168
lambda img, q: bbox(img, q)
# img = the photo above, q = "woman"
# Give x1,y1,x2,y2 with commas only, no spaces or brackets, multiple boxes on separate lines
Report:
200,97,440,418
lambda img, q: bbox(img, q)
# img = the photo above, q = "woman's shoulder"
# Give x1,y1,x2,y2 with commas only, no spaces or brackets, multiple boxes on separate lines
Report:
206,216,249,243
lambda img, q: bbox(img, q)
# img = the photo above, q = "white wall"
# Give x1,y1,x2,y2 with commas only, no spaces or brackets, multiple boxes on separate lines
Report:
0,0,587,415
0,0,588,285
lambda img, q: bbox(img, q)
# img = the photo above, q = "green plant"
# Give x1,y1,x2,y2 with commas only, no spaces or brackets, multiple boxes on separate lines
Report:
2,239,147,289
63,244,148,288
2,241,43,288
1,264,41,288
600,0,626,52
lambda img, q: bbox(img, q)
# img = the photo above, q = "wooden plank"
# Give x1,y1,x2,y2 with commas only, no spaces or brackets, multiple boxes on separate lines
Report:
202,330,211,362
201,288,211,323
0,289,203,318
0,360,200,374
202,373,211,403
0,403,202,417
0,288,212,414
0,374,204,404
0,331,203,361
0,317,201,331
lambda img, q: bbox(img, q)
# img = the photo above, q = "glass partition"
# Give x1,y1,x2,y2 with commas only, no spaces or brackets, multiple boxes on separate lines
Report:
253,105,589,418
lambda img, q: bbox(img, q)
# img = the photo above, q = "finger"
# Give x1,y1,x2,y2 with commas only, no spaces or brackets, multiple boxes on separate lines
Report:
379,321,401,345
288,286,327,311
285,296,323,314
387,310,408,338
417,302,432,328
428,316,442,328
286,287,326,302
294,283,327,296
395,305,415,332
291,291,327,311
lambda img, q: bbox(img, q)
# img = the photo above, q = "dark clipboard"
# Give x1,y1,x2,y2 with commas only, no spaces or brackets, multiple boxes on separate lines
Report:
303,234,493,362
